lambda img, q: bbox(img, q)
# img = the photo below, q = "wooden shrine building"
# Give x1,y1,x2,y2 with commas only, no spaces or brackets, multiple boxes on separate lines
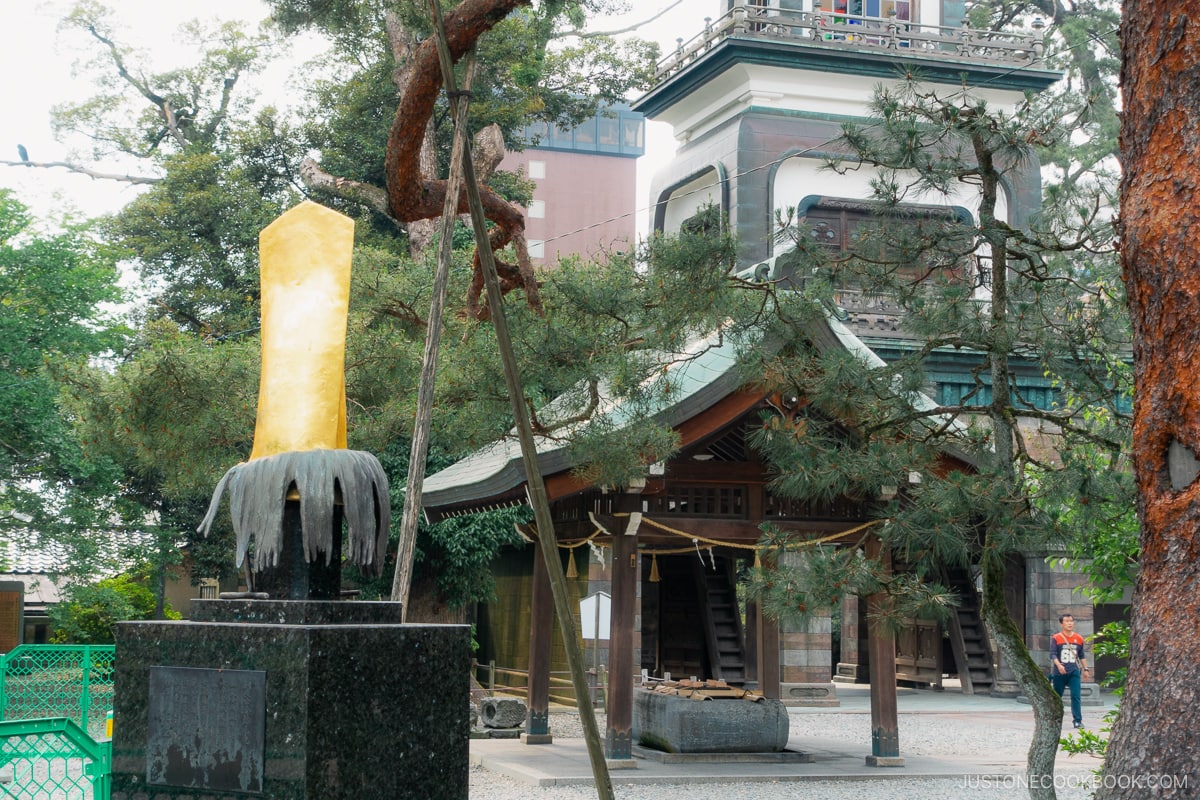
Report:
421,296,973,763
420,0,1103,767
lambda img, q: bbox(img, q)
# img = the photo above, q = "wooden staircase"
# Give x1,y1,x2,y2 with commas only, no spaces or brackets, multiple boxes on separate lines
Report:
943,566,996,695
694,556,748,685
643,554,748,683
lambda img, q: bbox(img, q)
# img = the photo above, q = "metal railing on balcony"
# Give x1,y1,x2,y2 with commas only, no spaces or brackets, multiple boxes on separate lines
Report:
654,1,1047,83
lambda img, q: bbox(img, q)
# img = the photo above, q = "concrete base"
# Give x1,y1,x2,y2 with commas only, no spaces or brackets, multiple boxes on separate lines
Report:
633,746,814,764
521,733,553,745
865,755,905,767
833,663,869,683
780,682,840,707
606,758,639,770
1016,682,1104,707
989,680,1022,698
471,728,522,739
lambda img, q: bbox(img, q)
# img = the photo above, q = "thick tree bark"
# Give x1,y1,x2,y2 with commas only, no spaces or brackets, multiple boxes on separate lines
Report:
384,0,541,319
386,12,442,259
1100,3,1200,797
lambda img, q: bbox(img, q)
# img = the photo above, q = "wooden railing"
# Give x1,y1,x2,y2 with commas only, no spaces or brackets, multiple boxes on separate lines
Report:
476,661,608,707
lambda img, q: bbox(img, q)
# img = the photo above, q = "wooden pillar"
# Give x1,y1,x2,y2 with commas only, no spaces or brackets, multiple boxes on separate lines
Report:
757,610,781,700
606,515,639,760
523,544,554,743
744,600,761,685
865,536,903,766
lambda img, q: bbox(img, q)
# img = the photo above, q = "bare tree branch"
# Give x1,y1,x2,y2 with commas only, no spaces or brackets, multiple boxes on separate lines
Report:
203,76,240,141
560,0,684,38
0,159,160,184
85,24,188,148
298,157,391,216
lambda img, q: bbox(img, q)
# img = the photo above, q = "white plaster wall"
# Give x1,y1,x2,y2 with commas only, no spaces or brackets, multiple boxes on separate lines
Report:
661,63,1035,144
662,168,723,233
773,154,1011,223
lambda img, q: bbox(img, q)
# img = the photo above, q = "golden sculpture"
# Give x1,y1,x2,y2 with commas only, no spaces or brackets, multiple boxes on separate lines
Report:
198,201,389,578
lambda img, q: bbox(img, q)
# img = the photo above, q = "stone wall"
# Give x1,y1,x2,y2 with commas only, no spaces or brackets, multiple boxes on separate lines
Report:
1026,558,1095,660
780,611,833,684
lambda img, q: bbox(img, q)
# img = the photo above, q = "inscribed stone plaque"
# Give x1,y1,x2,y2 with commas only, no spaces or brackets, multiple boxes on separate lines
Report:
147,666,266,793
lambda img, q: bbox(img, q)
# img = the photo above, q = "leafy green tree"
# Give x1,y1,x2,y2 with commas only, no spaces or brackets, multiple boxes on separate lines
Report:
0,190,128,550
49,574,180,644
46,2,295,337
747,76,1130,799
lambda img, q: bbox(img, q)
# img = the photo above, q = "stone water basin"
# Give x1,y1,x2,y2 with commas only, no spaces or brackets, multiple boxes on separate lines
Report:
632,684,790,754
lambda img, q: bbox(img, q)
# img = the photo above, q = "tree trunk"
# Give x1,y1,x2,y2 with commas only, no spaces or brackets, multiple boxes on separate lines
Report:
974,128,1063,798
1100,3,1200,796
385,11,441,260
981,551,1063,800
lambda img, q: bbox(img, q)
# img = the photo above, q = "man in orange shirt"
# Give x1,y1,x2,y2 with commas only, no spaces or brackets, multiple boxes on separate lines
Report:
1050,613,1091,728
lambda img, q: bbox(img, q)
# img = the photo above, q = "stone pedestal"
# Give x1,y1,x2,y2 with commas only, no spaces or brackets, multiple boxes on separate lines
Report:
780,682,840,707
1017,682,1105,707
110,600,470,800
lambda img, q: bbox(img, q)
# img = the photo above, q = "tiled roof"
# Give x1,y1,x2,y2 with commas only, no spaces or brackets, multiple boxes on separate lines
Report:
418,253,971,517
0,528,156,575
420,326,745,514
1,531,68,574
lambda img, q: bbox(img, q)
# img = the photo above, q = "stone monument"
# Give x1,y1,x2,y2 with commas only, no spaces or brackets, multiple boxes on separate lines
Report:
109,202,470,800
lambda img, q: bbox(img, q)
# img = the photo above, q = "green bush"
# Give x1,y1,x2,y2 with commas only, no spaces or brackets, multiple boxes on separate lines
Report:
49,575,180,643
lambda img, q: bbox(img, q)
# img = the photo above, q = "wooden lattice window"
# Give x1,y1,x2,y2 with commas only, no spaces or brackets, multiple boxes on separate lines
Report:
798,196,974,284
651,485,747,518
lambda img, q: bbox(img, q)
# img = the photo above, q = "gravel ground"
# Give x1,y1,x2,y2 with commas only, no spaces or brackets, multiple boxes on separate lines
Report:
469,772,1099,800
468,711,1103,800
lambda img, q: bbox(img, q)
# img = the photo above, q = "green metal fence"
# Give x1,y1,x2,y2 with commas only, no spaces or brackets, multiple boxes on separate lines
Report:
0,646,115,740
0,717,111,800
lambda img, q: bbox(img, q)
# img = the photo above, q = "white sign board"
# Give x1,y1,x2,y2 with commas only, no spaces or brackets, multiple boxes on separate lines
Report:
579,591,611,640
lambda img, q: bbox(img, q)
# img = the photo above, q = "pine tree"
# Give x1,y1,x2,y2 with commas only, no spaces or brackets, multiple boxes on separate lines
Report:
749,75,1130,798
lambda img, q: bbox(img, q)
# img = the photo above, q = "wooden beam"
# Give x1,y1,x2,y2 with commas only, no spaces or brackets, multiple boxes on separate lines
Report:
757,607,781,700
428,3,614,794
391,52,478,616
674,389,764,449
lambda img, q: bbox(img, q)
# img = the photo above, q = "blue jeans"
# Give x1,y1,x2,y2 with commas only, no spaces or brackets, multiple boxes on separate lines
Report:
1052,668,1082,725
